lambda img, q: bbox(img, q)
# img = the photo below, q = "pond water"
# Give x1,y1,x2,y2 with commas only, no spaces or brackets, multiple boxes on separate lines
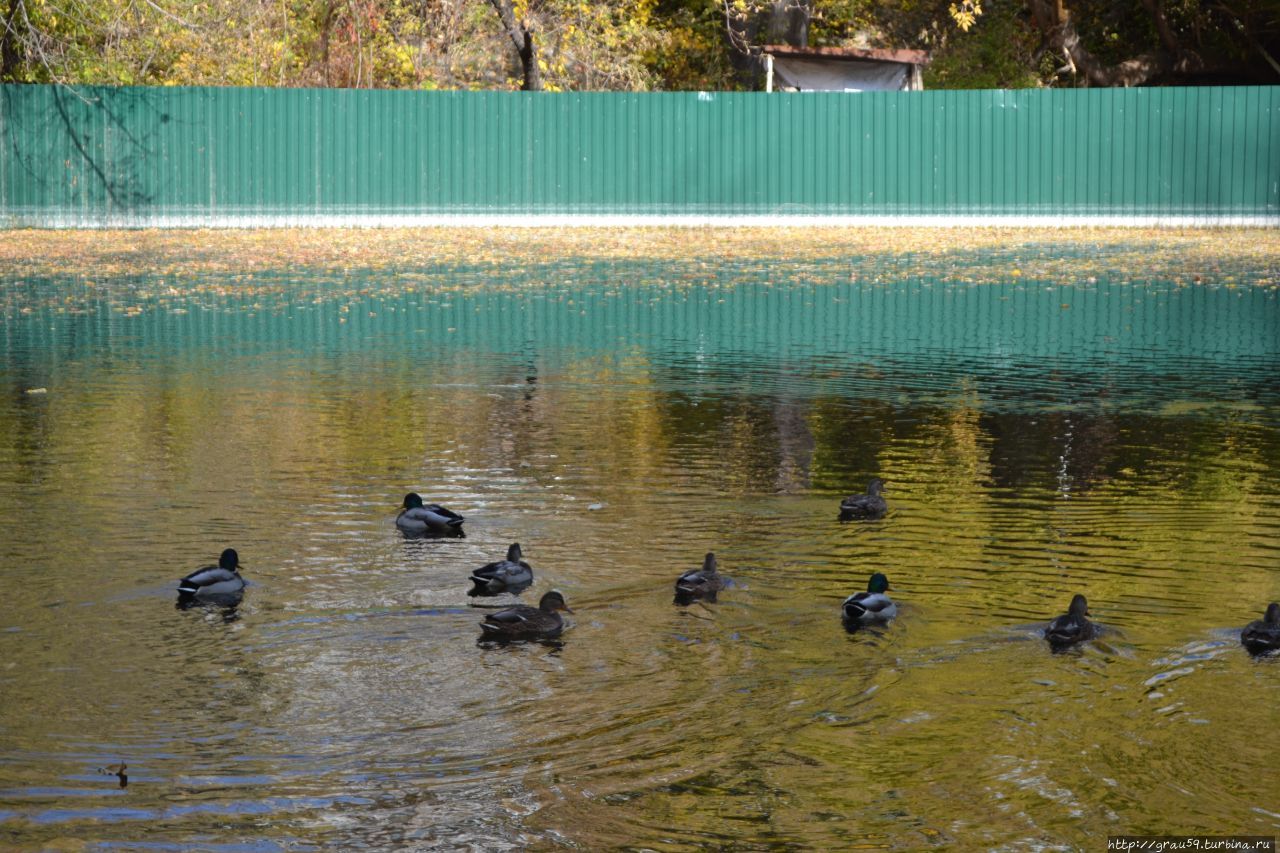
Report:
1,251,1279,850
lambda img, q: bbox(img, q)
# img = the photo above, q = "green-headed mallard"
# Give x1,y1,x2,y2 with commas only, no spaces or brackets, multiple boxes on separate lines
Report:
469,542,533,596
842,572,896,627
1044,594,1096,650
177,548,245,602
840,478,888,521
1241,602,1280,655
396,492,465,537
479,590,572,641
674,552,725,605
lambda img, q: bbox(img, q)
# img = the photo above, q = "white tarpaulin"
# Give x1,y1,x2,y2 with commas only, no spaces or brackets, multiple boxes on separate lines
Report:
772,57,911,91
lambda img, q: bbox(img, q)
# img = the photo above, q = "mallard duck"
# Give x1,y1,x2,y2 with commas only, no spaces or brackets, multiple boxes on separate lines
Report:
98,762,128,789
840,478,888,521
396,492,465,537
1240,602,1280,655
842,572,896,627
177,548,245,601
1044,594,1096,650
479,590,572,641
469,542,533,595
674,552,725,604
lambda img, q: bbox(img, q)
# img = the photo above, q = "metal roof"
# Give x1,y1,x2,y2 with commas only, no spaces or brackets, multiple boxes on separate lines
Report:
762,45,930,66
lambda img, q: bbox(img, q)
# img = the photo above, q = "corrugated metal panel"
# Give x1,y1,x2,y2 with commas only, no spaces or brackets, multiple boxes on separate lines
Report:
1,84,1277,227
6,276,1278,387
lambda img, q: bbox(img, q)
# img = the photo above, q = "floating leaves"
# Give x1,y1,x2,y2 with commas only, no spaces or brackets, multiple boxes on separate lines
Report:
1,228,1277,320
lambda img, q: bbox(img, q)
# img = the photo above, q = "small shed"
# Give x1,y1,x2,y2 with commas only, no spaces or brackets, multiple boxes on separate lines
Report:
763,45,928,92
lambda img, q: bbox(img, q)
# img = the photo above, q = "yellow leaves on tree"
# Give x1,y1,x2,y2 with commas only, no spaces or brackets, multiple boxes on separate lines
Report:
949,0,983,31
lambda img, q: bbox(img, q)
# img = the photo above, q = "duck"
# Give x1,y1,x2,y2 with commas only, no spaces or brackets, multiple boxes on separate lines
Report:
177,548,245,601
396,492,465,537
674,552,725,604
1240,602,1280,655
839,478,888,521
842,572,896,627
1044,593,1096,650
469,542,533,595
478,590,573,641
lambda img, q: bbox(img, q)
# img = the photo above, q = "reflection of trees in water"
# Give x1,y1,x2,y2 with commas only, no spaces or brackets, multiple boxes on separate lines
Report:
770,396,813,494
981,405,1277,499
3,335,1276,513
983,410,1121,494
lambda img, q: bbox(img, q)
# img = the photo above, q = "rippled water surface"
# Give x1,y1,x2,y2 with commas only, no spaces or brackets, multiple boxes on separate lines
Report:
2,250,1279,850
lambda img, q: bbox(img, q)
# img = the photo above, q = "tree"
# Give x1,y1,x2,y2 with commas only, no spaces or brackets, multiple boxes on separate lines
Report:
938,0,1280,86
718,0,817,82
487,0,541,89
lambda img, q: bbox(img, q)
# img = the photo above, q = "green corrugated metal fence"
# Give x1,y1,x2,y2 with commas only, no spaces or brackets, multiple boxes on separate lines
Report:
1,84,1277,227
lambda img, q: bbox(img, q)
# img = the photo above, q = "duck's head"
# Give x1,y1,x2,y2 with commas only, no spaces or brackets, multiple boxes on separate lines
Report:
219,548,241,571
1069,594,1090,617
868,478,886,495
867,572,890,594
1264,602,1280,625
402,492,424,510
539,590,573,614
702,552,718,573
507,542,523,561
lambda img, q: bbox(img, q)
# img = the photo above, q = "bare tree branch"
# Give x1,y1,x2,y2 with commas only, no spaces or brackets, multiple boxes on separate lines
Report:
138,0,197,30
1214,2,1280,76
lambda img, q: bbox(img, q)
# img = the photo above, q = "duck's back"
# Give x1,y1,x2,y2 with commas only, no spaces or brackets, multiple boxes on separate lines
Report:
473,559,532,585
1241,620,1280,653
675,568,724,594
481,604,561,638
1044,613,1094,647
840,494,887,520
178,565,243,596
843,591,896,622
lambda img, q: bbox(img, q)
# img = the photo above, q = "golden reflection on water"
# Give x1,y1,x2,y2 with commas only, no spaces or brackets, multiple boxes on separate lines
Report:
0,266,1278,849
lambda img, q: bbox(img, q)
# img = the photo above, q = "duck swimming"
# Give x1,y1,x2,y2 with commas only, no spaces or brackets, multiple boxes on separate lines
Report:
1240,602,1280,655
478,590,572,641
177,548,245,603
396,492,465,537
842,572,896,628
674,552,725,604
469,543,534,596
840,478,888,521
1044,594,1096,650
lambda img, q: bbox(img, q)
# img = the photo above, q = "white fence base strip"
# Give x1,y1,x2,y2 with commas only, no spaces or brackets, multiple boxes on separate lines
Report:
3,212,1278,229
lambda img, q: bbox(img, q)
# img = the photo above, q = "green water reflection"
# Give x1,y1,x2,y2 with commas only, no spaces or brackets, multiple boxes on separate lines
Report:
0,260,1278,849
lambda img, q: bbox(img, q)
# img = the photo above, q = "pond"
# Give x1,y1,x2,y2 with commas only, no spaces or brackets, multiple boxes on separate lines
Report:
1,235,1279,850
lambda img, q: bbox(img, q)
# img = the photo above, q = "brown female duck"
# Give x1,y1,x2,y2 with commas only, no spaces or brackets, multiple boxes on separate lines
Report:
839,478,888,521
674,552,725,604
1044,594,1097,650
479,590,572,640
1240,602,1280,655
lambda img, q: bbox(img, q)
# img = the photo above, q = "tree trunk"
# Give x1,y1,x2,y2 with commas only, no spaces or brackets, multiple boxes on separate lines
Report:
766,0,812,48
1,0,24,81
488,0,541,91
516,26,540,91
318,0,336,86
